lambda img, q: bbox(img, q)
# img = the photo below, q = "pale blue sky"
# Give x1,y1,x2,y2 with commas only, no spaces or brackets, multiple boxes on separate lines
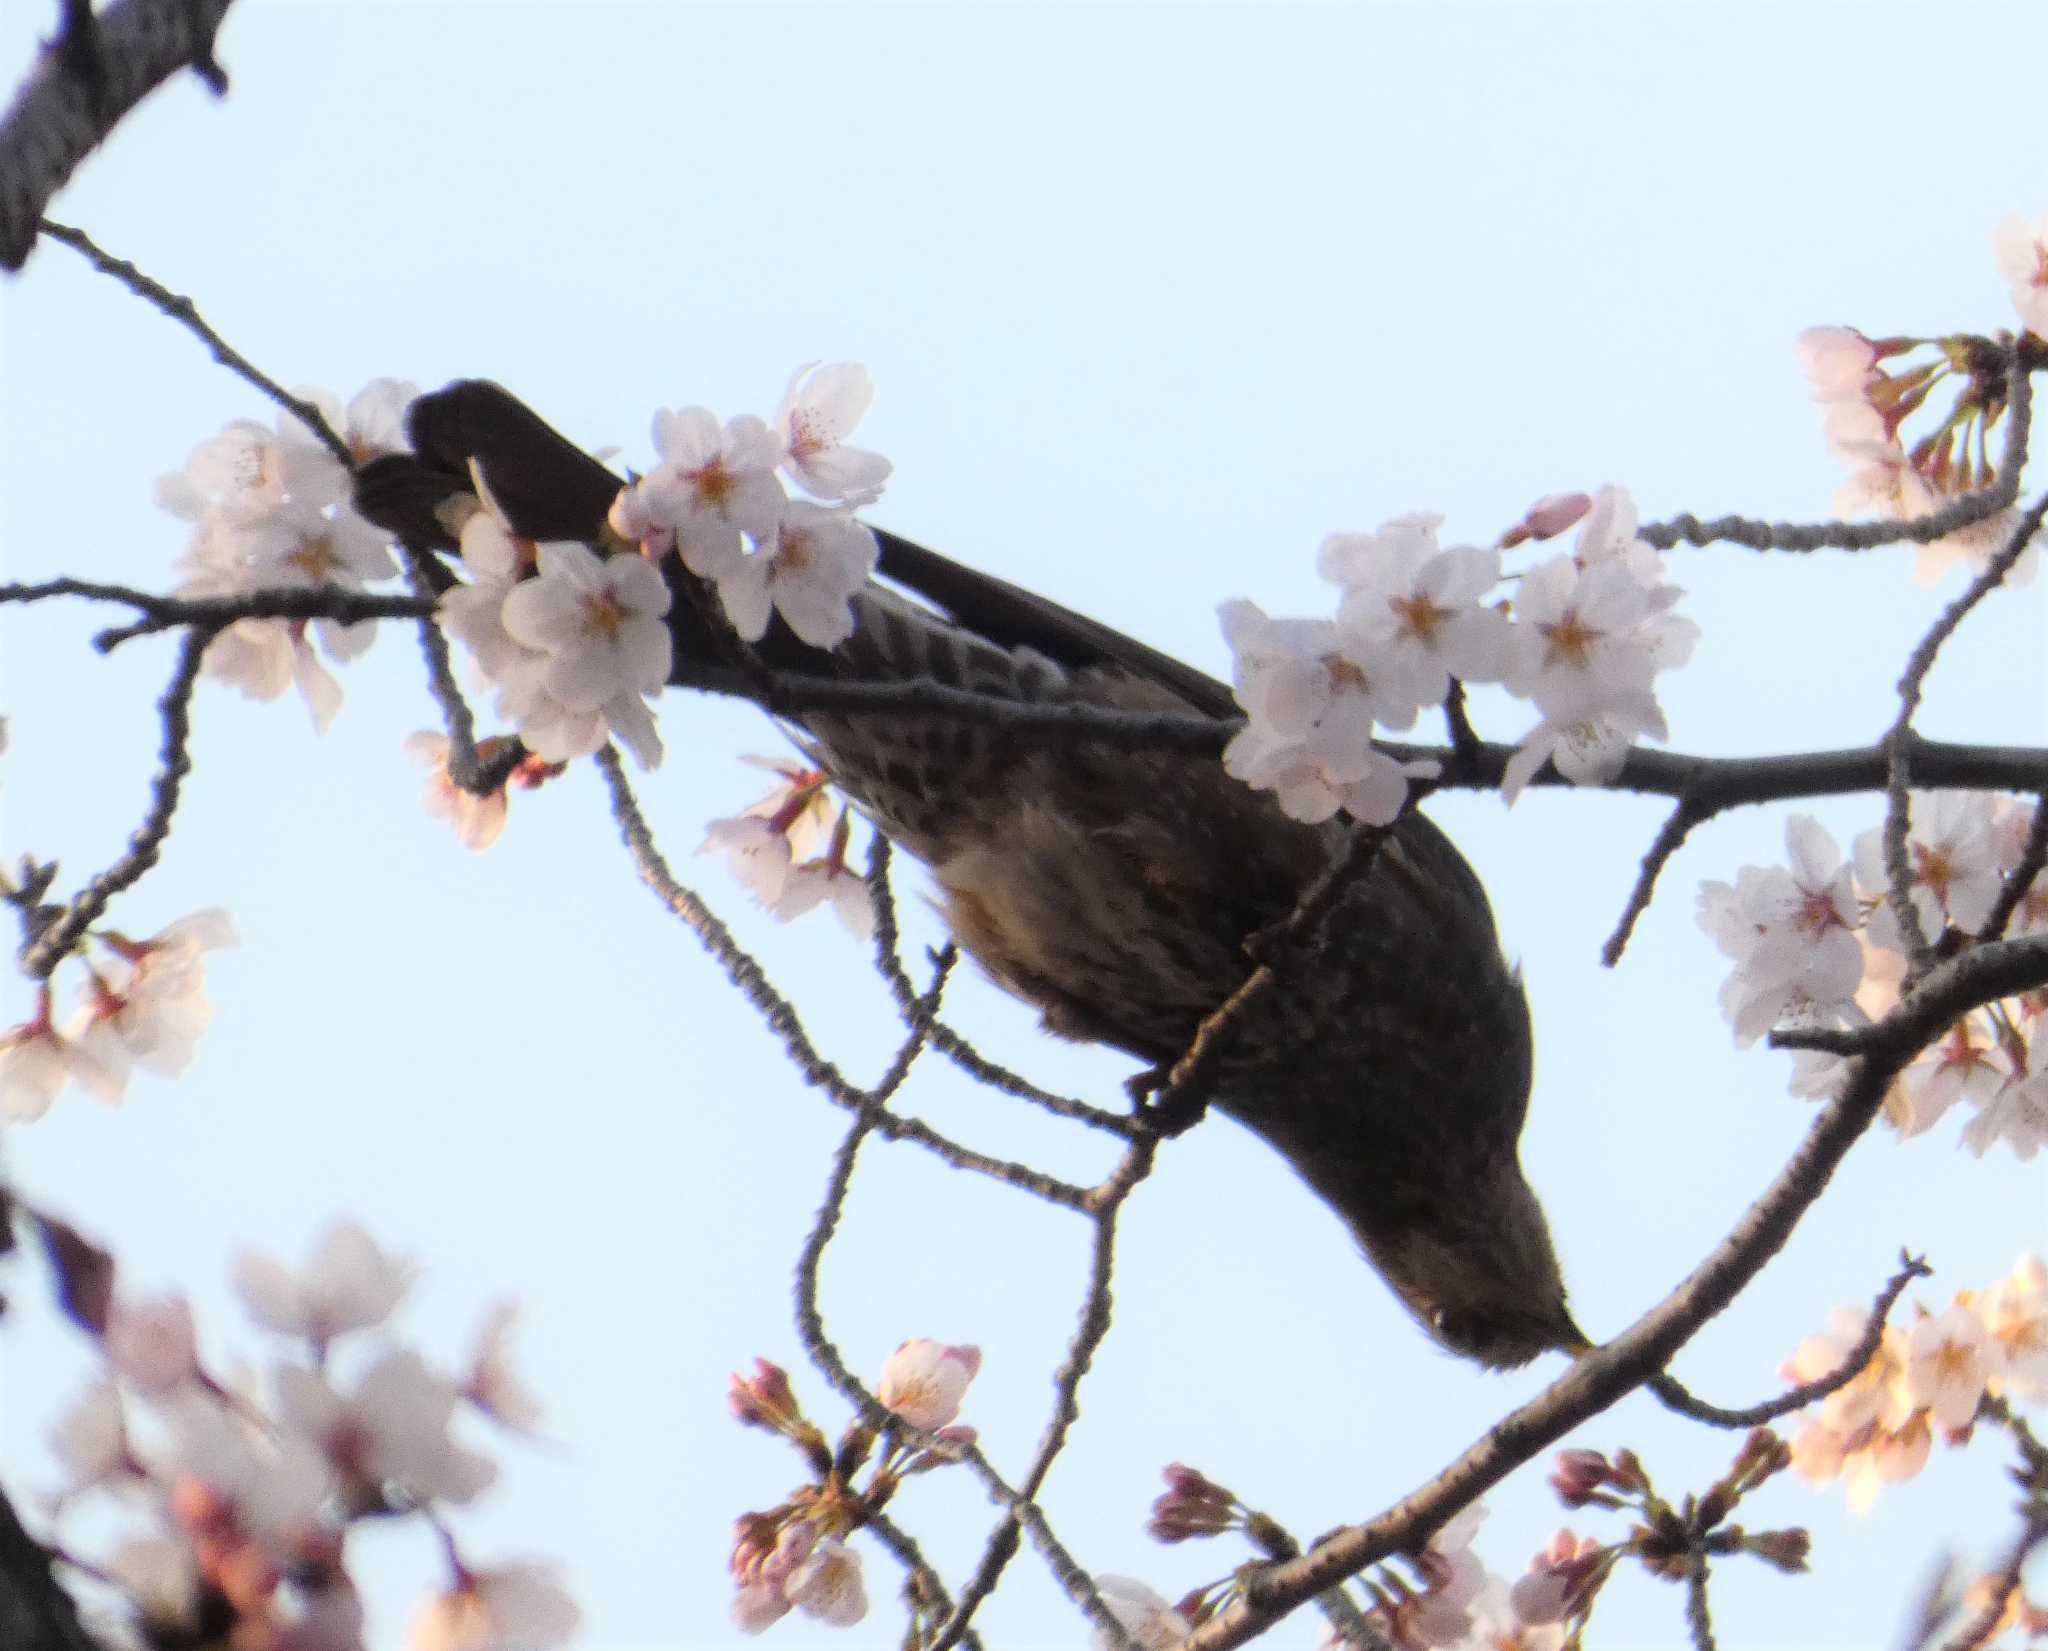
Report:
2,4,2045,1649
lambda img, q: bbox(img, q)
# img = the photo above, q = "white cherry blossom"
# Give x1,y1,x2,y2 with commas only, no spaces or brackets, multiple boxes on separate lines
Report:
277,1348,497,1505
1993,212,2048,339
635,407,786,576
713,501,878,648
1093,1575,1192,1651
232,1219,415,1345
1903,1302,1992,1429
876,1339,981,1431
783,1536,867,1627
408,1561,579,1651
774,361,892,505
1983,1254,2048,1398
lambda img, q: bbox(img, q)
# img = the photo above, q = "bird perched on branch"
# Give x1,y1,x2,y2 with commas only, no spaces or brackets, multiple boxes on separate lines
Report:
355,381,1575,1370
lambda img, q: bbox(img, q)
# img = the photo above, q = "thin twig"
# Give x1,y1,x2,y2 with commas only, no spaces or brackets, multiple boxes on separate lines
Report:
930,1134,1159,1649
39,220,346,464
1684,1554,1718,1651
865,835,1136,1137
1639,347,2031,555
20,628,212,977
595,749,1095,1208
1602,799,1710,966
1,4,234,271
1646,1252,1930,1427
1978,795,2048,943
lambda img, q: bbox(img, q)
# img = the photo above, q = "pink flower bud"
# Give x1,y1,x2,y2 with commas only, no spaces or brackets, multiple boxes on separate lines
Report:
1747,1527,1811,1574
1521,492,1593,541
1547,1448,1614,1507
727,1359,801,1433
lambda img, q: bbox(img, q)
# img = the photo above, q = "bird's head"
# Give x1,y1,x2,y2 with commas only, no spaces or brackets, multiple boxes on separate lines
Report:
1365,1157,1576,1371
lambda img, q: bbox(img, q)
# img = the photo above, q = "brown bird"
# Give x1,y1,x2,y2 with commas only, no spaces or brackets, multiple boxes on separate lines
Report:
355,382,1575,1370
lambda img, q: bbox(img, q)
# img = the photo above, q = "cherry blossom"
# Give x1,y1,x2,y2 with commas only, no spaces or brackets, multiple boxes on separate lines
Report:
158,1395,336,1558
1982,1254,2048,1399
782,1536,867,1627
48,1376,138,1498
407,1561,579,1651
774,362,893,505
876,1339,981,1431
1499,677,1666,804
1993,212,2048,339
1902,1303,1992,1429
460,1302,544,1434
1853,790,2004,949
1218,598,1436,823
276,1348,498,1507
1092,1575,1192,1651
64,908,236,1098
500,545,674,695
0,989,75,1120
1508,1528,1607,1626
632,406,785,575
767,809,876,937
1794,325,1880,402
713,501,879,648
1696,816,1866,1047
1324,515,1511,714
1889,1016,2007,1138
701,760,836,903
1960,1049,2048,1159
105,1293,202,1393
157,414,346,528
232,1219,415,1346
406,732,511,851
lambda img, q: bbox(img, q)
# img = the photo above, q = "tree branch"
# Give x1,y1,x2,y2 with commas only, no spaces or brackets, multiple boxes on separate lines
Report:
1180,935,2048,1649
2,5,235,272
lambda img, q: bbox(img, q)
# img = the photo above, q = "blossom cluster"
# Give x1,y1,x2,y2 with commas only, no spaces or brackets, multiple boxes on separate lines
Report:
1796,281,2043,585
1698,796,2048,1156
605,363,888,649
437,507,674,769
725,1338,980,1636
699,756,876,938
0,909,235,1122
435,363,891,776
1219,486,1698,825
158,383,415,729
28,1210,569,1651
1781,1254,2047,1511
